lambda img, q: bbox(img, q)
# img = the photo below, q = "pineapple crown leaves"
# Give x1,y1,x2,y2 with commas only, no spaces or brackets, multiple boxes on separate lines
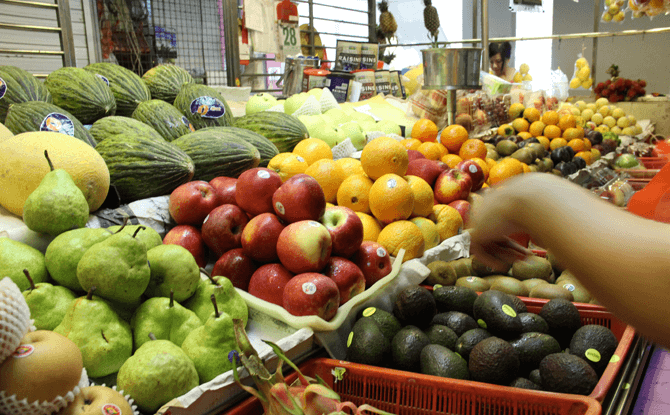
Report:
378,0,389,12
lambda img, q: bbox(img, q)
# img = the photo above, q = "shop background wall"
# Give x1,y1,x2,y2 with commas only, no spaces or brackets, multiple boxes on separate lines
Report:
462,0,516,69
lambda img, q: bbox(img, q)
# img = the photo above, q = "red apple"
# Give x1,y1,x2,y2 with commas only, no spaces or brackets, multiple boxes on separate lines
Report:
435,161,450,172
282,272,340,320
211,248,258,291
322,257,365,305
434,169,472,205
407,150,426,162
241,213,285,263
209,176,237,206
163,225,207,268
320,206,364,258
272,174,326,223
201,204,249,257
448,200,472,228
456,160,485,191
168,181,219,226
351,241,393,288
248,263,294,306
276,220,332,274
235,167,283,217
406,159,443,187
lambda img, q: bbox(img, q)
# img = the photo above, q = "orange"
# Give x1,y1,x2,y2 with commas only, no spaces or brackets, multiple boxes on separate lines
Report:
583,138,592,151
409,217,440,251
368,173,415,224
441,154,463,168
567,139,585,153
360,136,409,180
523,107,541,123
400,138,422,151
575,151,593,165
575,126,586,138
471,158,490,181
292,138,333,165
497,124,514,137
411,118,439,143
521,162,531,173
558,114,576,131
485,158,497,170
304,159,345,203
405,175,435,218
440,125,469,153
337,174,373,213
435,143,449,158
417,142,443,161
549,137,568,150
356,212,383,242
511,118,530,133
377,220,425,262
536,136,550,151
529,121,546,137
458,139,487,160
544,124,562,139
488,158,524,186
517,132,533,141
541,110,559,126
334,157,366,178
267,152,309,182
562,127,582,140
429,204,463,242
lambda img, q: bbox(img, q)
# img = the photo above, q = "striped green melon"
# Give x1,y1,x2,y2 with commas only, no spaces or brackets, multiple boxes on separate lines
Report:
95,134,195,201
172,130,260,181
132,99,194,142
199,126,278,167
84,63,151,116
45,67,116,124
173,83,234,130
0,66,52,123
4,101,96,147
142,64,193,103
233,112,309,152
89,116,163,143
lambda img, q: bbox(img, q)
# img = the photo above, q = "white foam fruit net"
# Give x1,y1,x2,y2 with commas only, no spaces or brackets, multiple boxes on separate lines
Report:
0,277,33,364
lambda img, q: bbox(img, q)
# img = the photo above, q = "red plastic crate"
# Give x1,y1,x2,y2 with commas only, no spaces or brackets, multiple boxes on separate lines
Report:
639,157,669,169
628,178,651,191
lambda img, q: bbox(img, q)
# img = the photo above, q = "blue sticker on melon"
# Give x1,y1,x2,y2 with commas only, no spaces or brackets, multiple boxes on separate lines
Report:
190,96,225,119
95,74,110,86
40,113,75,136
0,77,6,99
182,116,195,131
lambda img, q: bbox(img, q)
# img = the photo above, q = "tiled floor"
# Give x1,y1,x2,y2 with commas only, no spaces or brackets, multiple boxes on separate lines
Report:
632,347,670,414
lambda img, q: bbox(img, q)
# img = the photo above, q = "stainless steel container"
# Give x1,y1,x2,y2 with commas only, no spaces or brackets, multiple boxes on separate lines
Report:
277,56,319,96
422,47,482,90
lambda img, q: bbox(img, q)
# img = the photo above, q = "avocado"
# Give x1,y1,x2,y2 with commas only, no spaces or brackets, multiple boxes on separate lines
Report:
468,337,519,385
569,325,618,374
496,140,518,157
425,324,458,350
529,284,574,301
528,368,542,386
509,377,542,391
424,261,458,286
539,353,599,395
539,299,582,349
558,281,592,303
393,285,436,329
473,290,522,339
519,313,549,334
448,257,473,277
471,256,509,277
455,276,491,292
432,285,478,315
522,278,549,292
490,277,529,297
432,311,479,337
346,318,391,366
455,328,491,360
420,344,470,380
512,256,553,281
509,332,562,375
356,307,402,342
391,325,430,372
508,294,528,314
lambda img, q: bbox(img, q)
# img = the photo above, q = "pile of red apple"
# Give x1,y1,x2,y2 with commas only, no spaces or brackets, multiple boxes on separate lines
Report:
163,168,394,321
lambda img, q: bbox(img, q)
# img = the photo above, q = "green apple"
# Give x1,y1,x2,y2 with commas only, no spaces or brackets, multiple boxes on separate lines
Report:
375,120,402,136
307,88,324,102
323,108,350,126
245,93,277,115
338,121,366,150
311,125,346,148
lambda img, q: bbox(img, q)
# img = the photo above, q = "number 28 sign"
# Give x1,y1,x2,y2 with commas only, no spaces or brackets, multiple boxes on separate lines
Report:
279,22,301,57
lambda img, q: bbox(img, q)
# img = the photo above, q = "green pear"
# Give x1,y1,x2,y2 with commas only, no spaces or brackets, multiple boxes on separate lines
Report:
312,125,346,148
0,237,48,291
54,288,133,378
106,224,162,251
105,296,143,323
349,111,376,124
131,291,202,351
76,224,150,303
245,93,277,115
45,228,113,291
117,337,199,413
182,295,238,383
323,108,350,126
338,121,367,150
360,120,380,133
307,87,324,101
145,244,200,301
22,150,89,236
22,269,75,330
184,272,248,326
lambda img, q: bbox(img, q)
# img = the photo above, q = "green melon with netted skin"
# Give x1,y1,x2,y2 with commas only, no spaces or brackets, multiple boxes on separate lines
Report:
173,83,234,130
233,111,309,153
4,101,96,147
95,134,195,202
132,99,194,142
142,64,193,103
172,129,260,181
84,62,151,116
0,66,52,123
89,116,163,144
45,67,116,124
198,126,279,167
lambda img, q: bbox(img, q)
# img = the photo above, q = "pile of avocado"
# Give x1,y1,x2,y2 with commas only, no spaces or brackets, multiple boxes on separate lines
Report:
345,285,618,395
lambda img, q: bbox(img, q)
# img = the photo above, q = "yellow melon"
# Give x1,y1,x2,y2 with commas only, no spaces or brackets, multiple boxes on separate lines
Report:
0,132,110,216
0,122,13,143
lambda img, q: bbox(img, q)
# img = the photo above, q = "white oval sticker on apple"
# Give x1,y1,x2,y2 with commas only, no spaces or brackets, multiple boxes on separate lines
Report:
275,202,285,215
308,221,321,228
302,282,317,295
376,247,387,257
469,165,478,174
296,156,306,163
257,170,271,179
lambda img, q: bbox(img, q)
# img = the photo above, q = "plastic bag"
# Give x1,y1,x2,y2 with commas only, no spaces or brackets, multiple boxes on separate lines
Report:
569,53,593,90
407,89,449,129
601,0,626,22
480,72,514,96
546,68,569,105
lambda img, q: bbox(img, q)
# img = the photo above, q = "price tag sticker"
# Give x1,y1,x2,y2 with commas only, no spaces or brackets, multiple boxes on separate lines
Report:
279,22,301,57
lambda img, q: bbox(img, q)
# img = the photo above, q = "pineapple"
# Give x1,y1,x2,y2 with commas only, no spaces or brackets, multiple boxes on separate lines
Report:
378,0,397,40
423,0,440,46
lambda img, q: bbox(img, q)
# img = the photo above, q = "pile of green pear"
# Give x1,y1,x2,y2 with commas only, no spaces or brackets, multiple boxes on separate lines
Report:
1,218,249,413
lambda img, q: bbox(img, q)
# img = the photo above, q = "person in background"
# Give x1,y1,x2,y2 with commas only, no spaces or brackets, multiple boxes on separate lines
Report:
489,42,515,82
469,173,670,350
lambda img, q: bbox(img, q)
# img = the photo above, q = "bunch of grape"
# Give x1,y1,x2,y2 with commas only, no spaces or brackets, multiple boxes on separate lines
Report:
594,78,646,103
